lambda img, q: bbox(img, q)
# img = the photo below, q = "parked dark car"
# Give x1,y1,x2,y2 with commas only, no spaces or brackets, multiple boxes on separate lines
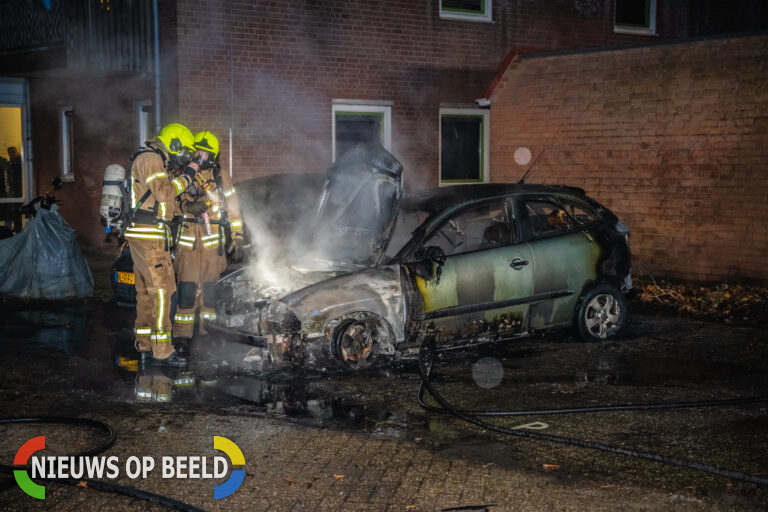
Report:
210,146,632,372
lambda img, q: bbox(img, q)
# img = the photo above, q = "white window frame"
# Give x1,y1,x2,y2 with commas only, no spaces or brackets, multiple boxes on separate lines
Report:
439,107,490,187
136,100,153,149
59,106,74,182
331,102,392,162
439,0,492,23
614,0,657,35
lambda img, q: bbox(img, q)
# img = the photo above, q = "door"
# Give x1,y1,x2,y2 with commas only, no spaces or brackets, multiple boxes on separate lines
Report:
520,197,600,330
414,198,534,342
0,78,30,234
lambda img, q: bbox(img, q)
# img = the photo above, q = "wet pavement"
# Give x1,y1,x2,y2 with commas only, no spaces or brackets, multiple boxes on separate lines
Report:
1,291,767,510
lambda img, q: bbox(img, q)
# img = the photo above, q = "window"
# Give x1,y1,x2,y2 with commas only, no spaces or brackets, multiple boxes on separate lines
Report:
440,0,492,22
425,200,513,256
525,200,577,237
614,0,657,35
557,197,602,227
332,102,392,162
0,106,24,201
136,100,153,149
59,106,74,182
440,108,490,185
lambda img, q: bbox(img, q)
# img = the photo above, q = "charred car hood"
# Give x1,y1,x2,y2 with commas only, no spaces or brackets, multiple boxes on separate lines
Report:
279,265,403,329
295,144,403,271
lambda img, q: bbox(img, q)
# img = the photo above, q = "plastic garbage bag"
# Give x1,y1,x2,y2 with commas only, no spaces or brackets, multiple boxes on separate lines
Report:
0,203,94,298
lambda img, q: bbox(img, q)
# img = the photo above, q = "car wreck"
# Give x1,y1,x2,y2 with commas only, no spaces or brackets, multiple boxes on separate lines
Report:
209,145,632,372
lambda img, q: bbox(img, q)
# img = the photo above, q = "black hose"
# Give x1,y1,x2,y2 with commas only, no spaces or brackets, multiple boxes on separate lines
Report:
416,337,768,486
418,374,768,416
0,416,117,471
0,416,207,512
43,477,207,512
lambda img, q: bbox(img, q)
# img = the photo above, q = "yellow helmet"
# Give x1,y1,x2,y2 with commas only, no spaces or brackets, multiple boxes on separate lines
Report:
157,123,194,156
193,131,220,159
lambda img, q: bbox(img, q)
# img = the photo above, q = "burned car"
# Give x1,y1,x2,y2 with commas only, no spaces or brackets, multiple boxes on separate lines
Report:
210,145,632,372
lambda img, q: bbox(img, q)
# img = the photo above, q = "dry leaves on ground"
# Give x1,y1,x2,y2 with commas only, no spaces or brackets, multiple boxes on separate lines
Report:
635,276,768,325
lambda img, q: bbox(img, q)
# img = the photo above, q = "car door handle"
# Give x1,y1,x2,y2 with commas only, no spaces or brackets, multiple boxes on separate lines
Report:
510,258,529,269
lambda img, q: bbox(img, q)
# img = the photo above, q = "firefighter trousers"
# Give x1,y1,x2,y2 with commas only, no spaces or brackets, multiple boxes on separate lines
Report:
173,227,227,339
130,237,176,359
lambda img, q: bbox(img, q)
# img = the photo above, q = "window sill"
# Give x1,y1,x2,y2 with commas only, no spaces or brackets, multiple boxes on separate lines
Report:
438,180,487,187
613,26,657,36
439,12,493,23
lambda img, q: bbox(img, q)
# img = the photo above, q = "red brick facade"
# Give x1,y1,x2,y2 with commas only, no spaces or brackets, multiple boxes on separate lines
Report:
8,0,766,286
29,73,155,248
171,0,684,191
489,35,768,282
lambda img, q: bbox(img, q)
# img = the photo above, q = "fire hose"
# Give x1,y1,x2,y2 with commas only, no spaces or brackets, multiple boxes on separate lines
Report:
416,337,768,486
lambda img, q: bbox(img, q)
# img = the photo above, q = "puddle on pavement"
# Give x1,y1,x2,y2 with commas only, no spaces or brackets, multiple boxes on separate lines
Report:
2,306,92,352
2,302,752,442
106,359,420,439
2,303,422,439
489,343,750,386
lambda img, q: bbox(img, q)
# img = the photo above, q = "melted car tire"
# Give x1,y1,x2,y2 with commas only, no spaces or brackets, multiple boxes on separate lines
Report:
576,283,627,342
331,314,393,371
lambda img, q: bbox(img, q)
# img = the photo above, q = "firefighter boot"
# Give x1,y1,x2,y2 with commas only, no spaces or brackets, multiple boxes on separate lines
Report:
152,350,188,368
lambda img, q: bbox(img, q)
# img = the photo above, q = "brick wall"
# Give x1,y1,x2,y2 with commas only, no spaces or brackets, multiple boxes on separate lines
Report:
8,1,715,251
30,73,155,249
172,0,686,193
490,35,768,282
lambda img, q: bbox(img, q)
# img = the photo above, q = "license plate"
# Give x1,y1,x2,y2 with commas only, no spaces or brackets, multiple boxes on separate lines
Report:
116,271,135,285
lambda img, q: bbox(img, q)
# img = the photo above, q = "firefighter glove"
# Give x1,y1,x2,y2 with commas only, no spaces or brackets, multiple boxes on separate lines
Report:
183,200,209,216
182,166,198,180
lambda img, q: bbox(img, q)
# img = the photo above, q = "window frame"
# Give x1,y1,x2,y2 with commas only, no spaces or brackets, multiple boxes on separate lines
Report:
523,199,576,240
555,196,603,229
59,106,74,182
439,0,492,23
136,100,153,149
439,107,490,186
517,194,605,242
614,0,657,36
331,102,392,162
420,197,518,258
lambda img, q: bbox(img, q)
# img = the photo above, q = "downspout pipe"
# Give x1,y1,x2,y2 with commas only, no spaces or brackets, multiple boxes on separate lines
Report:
152,0,161,134
228,46,233,178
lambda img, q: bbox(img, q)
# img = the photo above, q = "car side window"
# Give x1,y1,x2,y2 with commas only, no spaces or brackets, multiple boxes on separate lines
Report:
425,200,514,256
557,197,601,227
525,200,576,237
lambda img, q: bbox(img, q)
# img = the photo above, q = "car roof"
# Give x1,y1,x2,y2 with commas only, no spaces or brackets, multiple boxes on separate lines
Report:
402,183,587,212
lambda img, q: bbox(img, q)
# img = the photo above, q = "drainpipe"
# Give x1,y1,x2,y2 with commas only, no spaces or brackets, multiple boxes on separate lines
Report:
152,0,161,133
228,45,233,178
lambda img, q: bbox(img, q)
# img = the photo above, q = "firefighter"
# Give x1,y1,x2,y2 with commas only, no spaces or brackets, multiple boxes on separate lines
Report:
125,123,199,367
172,130,245,350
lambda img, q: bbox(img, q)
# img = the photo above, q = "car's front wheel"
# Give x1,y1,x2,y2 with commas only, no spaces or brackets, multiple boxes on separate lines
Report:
331,314,393,371
576,284,626,341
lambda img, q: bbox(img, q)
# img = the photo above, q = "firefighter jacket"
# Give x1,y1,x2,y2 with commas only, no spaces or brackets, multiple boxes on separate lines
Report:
176,167,243,251
124,141,192,243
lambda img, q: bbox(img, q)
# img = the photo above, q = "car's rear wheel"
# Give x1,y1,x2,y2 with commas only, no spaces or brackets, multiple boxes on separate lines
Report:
576,284,626,341
332,315,392,370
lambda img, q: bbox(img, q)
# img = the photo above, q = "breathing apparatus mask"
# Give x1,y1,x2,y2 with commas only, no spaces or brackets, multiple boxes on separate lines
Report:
193,150,216,171
168,146,194,171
